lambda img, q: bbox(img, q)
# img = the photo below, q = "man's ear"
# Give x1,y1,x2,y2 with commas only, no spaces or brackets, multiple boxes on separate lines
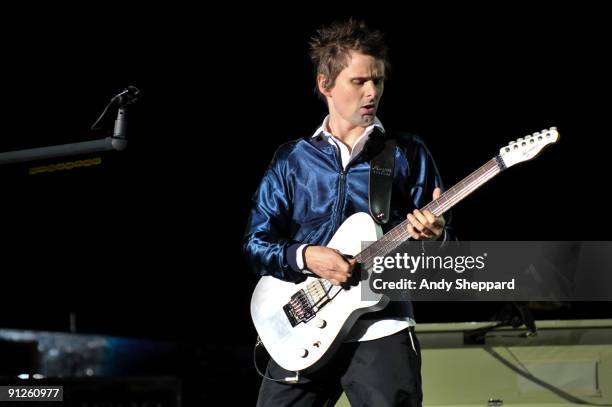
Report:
317,73,332,98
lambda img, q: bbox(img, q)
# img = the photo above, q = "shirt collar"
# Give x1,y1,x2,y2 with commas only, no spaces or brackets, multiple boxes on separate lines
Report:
311,115,385,140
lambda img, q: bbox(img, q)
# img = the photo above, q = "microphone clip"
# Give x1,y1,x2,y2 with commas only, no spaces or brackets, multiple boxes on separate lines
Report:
112,85,141,107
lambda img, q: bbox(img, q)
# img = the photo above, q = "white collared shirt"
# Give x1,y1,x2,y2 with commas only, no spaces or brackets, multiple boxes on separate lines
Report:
312,115,385,170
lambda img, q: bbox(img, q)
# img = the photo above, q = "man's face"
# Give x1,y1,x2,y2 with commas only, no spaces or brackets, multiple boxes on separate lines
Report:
323,51,385,128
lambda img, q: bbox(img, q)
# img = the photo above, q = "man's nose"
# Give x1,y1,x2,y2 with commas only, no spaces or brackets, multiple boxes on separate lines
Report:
365,80,378,99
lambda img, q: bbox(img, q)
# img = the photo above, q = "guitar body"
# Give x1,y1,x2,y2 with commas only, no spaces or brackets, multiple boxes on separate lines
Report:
250,212,388,373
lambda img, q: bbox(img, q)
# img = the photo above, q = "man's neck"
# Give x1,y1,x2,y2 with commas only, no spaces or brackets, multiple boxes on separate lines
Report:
326,115,366,153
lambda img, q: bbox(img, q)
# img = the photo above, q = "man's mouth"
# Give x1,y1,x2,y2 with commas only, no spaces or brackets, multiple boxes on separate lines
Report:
361,104,376,114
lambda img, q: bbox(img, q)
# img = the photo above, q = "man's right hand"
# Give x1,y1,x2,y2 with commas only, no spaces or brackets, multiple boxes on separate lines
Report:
303,245,356,286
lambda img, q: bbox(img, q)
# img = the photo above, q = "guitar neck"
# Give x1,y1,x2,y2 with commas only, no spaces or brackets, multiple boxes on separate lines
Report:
356,156,505,263
423,156,505,218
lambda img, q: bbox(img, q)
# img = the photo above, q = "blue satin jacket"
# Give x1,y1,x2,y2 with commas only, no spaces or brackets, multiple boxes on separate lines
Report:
243,133,454,282
244,130,456,285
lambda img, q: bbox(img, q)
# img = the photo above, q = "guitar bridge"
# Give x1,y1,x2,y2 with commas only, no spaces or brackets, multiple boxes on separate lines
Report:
283,279,332,327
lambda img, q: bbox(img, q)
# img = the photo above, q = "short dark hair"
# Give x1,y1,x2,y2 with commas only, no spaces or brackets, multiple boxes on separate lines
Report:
309,19,389,98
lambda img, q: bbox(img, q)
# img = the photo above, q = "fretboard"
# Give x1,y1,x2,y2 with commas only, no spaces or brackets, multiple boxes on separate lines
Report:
355,156,505,265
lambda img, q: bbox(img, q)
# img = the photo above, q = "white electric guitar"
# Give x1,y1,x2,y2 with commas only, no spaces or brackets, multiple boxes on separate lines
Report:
251,128,559,373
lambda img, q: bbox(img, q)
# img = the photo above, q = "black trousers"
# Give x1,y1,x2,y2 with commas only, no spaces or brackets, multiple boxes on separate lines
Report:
257,327,422,407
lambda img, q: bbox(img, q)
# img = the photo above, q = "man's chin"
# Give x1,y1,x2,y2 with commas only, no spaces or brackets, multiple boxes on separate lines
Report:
360,114,375,125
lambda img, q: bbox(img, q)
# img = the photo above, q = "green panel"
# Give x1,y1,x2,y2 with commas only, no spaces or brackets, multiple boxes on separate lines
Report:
336,319,612,406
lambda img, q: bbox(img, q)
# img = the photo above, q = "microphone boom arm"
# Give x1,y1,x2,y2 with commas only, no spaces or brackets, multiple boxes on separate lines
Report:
1,101,131,166
0,136,126,166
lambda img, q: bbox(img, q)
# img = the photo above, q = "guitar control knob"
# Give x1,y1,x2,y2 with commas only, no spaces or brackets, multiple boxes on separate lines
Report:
299,349,309,358
316,319,327,329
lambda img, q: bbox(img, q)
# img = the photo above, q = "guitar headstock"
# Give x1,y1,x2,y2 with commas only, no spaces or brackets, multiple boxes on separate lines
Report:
499,127,559,168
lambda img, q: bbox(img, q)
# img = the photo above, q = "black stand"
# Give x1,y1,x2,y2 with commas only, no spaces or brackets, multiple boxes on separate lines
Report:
0,86,139,166
464,301,538,345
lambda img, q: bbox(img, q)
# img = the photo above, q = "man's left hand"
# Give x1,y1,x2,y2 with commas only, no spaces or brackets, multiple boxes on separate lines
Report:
406,187,446,241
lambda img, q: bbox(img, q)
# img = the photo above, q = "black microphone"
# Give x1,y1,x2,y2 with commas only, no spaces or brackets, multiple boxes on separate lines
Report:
111,85,141,106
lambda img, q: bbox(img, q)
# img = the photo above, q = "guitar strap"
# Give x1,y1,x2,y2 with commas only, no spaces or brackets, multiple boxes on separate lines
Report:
368,128,396,225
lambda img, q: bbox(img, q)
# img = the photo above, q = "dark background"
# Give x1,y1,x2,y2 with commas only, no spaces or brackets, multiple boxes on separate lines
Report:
0,2,610,403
